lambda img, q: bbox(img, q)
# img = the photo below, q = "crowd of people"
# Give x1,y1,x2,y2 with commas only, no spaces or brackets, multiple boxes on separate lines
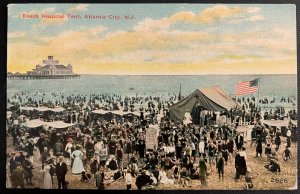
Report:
6,91,297,190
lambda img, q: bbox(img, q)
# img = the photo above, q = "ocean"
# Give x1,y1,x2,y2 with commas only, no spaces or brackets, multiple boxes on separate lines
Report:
7,74,297,108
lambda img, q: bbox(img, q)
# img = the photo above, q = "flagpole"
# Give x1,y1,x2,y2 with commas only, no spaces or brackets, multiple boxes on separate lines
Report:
257,77,260,109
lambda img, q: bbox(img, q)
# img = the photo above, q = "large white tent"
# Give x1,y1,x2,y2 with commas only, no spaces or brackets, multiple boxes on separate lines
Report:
23,119,75,128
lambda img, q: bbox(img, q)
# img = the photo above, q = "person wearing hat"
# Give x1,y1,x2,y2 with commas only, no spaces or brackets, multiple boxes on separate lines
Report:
23,154,34,185
198,156,207,187
99,143,108,167
71,145,86,174
138,137,146,162
274,128,281,152
115,144,124,168
108,155,118,171
95,166,105,190
94,138,103,155
125,169,133,190
207,142,216,166
36,133,46,155
283,146,292,162
16,151,25,166
135,169,152,190
235,132,244,151
244,168,253,190
50,128,59,147
198,138,205,156
64,138,74,166
11,162,28,188
85,136,95,163
26,137,35,164
55,156,68,189
265,158,281,173
256,136,263,157
9,152,17,175
40,165,52,189
179,166,190,187
216,152,225,181
90,154,99,181
108,138,117,156
172,160,180,184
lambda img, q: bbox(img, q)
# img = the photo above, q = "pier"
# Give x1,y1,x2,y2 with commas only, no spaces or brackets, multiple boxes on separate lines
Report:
7,74,80,80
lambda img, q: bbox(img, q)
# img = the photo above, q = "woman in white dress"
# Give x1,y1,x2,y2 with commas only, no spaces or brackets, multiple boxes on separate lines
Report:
41,165,52,189
65,138,74,166
71,145,85,174
158,168,174,185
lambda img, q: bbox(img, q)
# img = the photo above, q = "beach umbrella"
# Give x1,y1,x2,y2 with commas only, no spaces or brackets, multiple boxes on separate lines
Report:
24,119,45,128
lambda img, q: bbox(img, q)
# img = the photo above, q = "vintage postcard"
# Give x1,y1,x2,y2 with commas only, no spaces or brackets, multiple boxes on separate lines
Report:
6,3,297,190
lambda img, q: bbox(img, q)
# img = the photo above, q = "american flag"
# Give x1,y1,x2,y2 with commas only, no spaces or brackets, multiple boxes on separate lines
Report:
235,78,259,96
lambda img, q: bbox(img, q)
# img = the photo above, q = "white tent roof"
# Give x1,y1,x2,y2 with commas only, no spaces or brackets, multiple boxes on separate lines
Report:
25,119,45,128
20,106,65,112
24,119,75,128
92,109,141,116
262,119,296,127
45,121,75,129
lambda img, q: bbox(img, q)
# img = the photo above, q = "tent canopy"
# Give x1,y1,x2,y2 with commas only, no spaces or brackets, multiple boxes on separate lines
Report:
24,119,75,128
92,109,141,117
20,106,65,112
25,119,45,128
170,85,237,121
262,119,297,127
46,121,75,129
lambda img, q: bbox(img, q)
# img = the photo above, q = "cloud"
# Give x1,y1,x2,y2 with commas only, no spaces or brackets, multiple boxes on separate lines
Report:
135,5,263,33
249,14,264,22
8,31,27,38
247,7,261,13
67,4,88,12
134,18,172,32
169,5,249,24
89,26,107,35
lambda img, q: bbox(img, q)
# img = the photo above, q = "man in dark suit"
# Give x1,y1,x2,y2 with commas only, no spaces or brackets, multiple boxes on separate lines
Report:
235,132,244,151
9,152,17,175
55,156,68,189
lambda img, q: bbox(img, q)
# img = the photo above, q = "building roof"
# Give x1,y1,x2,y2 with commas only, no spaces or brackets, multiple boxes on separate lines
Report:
55,65,69,69
38,64,69,70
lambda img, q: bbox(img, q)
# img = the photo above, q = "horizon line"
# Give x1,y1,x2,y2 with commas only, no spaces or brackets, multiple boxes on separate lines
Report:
76,73,297,76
